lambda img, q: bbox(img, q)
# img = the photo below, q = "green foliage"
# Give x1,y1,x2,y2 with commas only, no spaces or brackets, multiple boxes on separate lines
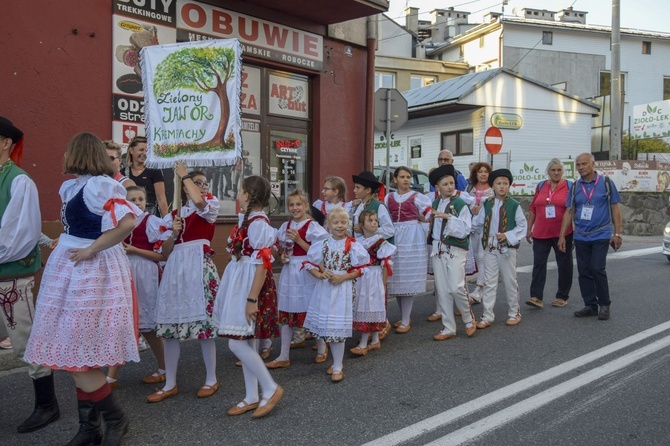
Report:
623,131,670,156
153,46,236,95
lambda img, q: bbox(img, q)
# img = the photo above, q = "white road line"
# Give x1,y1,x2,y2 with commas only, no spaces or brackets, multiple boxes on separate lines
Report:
426,335,670,446
362,320,670,446
517,247,661,273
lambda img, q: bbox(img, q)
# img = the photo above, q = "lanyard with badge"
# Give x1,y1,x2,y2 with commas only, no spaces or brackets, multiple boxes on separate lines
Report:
544,180,562,219
579,175,599,220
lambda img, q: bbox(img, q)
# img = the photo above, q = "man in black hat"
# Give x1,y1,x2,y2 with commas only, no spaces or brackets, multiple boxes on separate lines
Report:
0,116,60,432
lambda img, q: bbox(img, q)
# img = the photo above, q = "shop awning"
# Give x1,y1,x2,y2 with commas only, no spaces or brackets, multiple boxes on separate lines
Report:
237,0,389,25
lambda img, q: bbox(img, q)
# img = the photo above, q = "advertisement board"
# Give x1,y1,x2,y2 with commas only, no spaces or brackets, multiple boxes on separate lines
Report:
633,99,670,140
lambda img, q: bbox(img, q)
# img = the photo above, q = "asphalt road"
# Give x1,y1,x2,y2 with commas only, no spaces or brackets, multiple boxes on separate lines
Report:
1,236,668,446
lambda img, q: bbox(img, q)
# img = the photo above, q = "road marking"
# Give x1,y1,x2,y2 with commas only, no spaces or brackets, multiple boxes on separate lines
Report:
517,247,661,273
426,335,670,445
362,320,670,446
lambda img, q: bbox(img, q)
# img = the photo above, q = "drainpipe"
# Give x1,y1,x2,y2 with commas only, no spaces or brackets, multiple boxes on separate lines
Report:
365,15,377,171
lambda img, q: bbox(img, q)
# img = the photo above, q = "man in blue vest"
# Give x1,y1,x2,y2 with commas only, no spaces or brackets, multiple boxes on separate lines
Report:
558,152,622,321
0,116,60,432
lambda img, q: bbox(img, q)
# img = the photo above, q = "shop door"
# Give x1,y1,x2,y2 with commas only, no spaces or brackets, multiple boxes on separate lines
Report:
267,126,310,216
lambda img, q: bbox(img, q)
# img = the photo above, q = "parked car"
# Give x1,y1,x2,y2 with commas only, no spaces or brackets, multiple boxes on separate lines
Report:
663,221,670,262
374,166,429,194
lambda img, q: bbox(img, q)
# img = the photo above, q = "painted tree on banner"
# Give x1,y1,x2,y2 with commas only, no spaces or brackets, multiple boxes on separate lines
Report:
153,46,236,148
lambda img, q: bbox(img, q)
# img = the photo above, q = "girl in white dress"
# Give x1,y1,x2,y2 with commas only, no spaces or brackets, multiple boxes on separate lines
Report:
313,176,352,221
266,190,328,369
213,176,284,419
303,207,370,382
350,211,396,356
385,167,432,334
24,133,140,445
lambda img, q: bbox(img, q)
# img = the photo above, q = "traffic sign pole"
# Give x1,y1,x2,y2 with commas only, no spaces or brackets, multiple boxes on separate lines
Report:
386,88,392,192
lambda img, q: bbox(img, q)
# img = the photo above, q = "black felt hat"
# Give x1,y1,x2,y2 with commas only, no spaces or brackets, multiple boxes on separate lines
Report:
0,116,23,142
488,168,513,187
352,171,381,191
429,164,455,187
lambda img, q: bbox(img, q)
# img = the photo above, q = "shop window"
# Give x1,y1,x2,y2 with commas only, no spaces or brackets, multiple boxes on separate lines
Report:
375,72,396,90
441,130,473,156
542,31,553,45
269,130,308,215
664,77,670,101
599,71,626,96
410,75,437,90
642,41,652,55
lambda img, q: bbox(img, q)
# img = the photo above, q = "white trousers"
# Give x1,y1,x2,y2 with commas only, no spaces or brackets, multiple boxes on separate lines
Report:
432,248,473,334
0,277,52,379
481,249,520,322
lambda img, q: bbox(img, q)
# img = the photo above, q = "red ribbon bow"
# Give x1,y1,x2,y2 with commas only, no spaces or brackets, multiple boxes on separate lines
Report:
346,265,365,277
256,247,273,270
382,258,394,277
103,198,136,227
300,260,321,272
344,236,356,254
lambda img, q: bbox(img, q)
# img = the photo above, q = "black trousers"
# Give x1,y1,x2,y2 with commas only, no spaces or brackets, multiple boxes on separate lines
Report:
530,234,573,300
574,238,611,309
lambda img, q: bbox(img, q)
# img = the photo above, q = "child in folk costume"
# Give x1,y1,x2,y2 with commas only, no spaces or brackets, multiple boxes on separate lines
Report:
313,176,352,221
471,169,527,328
384,167,431,334
303,207,370,382
24,133,141,445
213,176,284,418
122,186,170,383
147,165,220,403
428,165,477,341
350,211,396,355
265,189,328,369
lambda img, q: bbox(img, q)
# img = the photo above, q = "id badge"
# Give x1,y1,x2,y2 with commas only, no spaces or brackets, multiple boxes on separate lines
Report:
580,205,594,221
545,205,556,219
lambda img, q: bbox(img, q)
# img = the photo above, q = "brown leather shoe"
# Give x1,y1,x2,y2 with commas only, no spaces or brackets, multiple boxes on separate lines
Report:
265,359,291,369
526,297,543,308
350,346,368,356
226,400,259,416
395,323,411,334
260,346,273,360
465,324,477,337
331,370,344,383
427,313,442,322
142,371,166,384
475,319,493,329
368,342,381,351
433,332,456,341
251,385,284,419
379,321,392,340
326,366,334,375
315,345,329,364
197,382,219,398
290,341,306,349
147,386,179,403
551,298,568,307
506,315,522,326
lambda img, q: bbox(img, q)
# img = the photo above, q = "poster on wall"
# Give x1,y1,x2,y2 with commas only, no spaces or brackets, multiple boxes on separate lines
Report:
112,1,177,147
141,39,243,168
268,74,309,119
509,159,576,195
373,132,406,166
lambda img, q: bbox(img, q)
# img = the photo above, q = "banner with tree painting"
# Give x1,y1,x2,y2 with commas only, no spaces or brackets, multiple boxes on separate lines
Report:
141,38,242,168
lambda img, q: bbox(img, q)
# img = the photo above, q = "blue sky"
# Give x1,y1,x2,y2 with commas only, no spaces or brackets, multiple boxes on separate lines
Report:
386,0,669,32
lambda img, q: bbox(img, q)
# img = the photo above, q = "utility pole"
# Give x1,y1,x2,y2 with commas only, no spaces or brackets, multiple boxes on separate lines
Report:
610,0,622,160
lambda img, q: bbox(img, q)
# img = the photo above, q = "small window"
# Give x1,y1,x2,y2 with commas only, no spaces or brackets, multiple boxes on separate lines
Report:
542,31,553,45
599,71,626,96
642,41,652,55
374,72,396,90
441,130,473,156
664,77,670,101
410,75,437,90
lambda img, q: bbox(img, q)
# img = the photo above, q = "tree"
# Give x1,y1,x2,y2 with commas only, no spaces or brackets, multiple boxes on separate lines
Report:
153,46,237,147
622,131,670,159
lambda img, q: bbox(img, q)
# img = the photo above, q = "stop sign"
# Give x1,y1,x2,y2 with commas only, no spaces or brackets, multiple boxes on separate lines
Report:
484,126,503,155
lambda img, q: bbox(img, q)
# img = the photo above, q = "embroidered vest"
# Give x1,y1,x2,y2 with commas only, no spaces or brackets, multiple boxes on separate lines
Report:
387,192,419,223
482,197,521,249
124,214,153,250
286,220,312,257
172,207,216,244
0,161,41,279
428,196,469,250
366,238,386,266
228,215,270,257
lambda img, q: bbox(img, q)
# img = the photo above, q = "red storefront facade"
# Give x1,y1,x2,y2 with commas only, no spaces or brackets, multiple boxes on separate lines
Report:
3,0,387,268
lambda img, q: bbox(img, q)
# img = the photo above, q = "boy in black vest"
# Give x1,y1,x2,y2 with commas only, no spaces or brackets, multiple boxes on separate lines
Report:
471,169,527,328
428,165,477,340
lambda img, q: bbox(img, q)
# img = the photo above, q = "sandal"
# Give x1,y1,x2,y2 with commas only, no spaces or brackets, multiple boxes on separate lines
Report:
395,323,411,334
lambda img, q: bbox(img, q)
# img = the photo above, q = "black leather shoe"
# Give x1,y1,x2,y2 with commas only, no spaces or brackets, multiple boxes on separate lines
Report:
66,399,103,446
97,392,129,446
598,305,610,320
574,306,598,318
17,374,60,433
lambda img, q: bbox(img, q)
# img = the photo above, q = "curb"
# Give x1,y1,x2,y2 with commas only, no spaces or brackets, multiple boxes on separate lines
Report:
0,349,28,373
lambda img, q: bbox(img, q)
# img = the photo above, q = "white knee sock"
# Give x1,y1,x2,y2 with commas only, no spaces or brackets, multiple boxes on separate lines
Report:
199,339,217,386
163,339,180,391
400,296,414,325
316,338,327,355
260,338,272,352
229,339,278,406
278,325,292,361
358,333,370,348
330,342,345,372
371,332,380,344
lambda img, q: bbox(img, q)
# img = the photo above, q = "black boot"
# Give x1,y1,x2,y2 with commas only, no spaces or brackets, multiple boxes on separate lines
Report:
97,392,129,446
17,373,61,433
65,399,103,446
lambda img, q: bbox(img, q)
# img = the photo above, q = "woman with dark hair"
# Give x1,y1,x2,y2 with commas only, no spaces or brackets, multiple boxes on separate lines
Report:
126,136,168,217
24,132,140,445
464,162,493,303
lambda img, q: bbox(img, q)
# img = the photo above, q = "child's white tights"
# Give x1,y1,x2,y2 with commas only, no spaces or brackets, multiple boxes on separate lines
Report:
163,338,217,391
229,339,278,406
330,341,345,372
